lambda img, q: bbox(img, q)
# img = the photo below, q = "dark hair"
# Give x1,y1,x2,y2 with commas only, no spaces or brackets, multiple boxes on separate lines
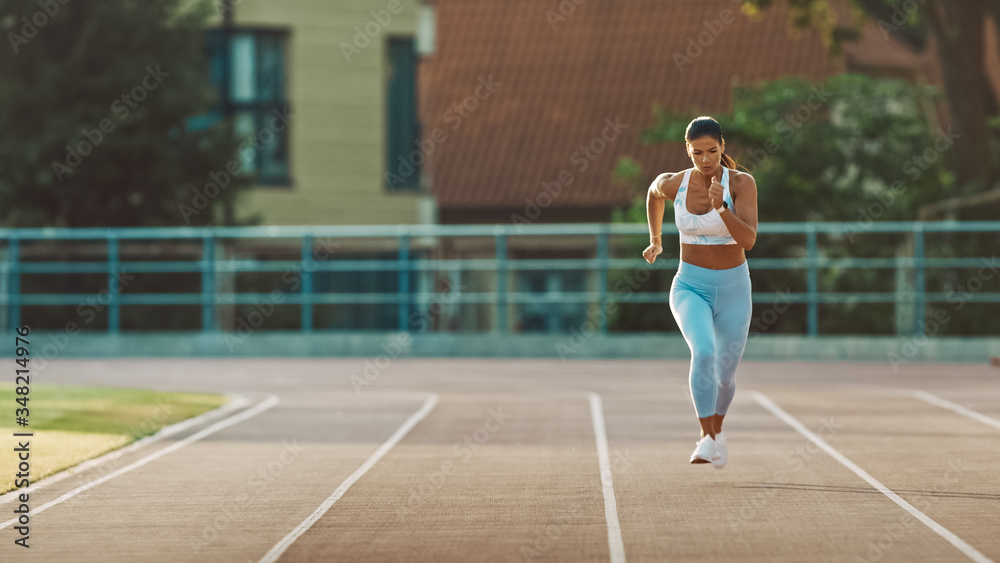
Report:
685,115,738,170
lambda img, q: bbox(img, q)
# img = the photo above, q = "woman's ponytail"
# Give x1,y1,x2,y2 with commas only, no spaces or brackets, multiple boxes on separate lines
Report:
720,151,738,170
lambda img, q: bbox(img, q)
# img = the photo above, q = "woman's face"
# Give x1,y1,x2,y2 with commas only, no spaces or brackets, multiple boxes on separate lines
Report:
687,136,725,176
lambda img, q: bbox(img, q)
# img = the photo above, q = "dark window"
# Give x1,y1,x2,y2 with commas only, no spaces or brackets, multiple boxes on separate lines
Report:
386,38,420,191
206,28,291,186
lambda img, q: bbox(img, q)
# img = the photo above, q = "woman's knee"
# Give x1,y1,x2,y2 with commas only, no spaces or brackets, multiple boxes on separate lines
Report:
689,346,716,391
716,338,746,371
692,345,716,367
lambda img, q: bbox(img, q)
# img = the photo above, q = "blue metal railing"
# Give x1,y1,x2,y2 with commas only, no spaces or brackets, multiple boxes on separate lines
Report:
2,221,998,336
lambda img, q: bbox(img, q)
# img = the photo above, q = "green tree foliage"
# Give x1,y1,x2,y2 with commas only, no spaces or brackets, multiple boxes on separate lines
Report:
0,0,256,227
742,0,997,190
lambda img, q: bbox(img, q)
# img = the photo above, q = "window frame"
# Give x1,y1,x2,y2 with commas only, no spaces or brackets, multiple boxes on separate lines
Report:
385,35,422,193
208,25,293,188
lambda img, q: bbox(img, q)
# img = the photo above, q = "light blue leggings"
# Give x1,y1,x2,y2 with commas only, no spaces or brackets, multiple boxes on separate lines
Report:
669,261,752,419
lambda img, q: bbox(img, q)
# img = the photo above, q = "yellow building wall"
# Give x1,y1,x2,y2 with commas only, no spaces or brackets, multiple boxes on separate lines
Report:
224,0,428,225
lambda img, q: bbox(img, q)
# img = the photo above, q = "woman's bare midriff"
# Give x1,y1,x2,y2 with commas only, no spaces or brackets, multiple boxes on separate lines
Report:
680,243,746,270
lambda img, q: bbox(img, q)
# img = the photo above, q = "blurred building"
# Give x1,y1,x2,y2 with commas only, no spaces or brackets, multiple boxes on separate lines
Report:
211,0,436,226
211,0,991,228
201,0,440,332
419,0,974,226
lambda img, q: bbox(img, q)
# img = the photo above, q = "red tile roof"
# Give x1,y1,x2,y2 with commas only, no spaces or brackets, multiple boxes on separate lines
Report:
419,1,854,212
841,19,942,83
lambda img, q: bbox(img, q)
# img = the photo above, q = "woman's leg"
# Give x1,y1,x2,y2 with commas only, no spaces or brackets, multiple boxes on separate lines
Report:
712,276,753,427
669,278,718,436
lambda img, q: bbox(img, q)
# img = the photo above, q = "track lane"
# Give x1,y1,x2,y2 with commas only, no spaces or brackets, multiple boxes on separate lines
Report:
275,392,611,562
0,391,431,562
601,383,980,562
756,384,1000,561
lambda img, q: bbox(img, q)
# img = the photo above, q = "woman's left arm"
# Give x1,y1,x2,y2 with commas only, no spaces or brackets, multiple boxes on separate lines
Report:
720,174,758,251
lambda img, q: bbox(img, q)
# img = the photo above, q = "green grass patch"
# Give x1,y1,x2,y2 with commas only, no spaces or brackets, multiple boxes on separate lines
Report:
0,384,227,438
0,384,228,494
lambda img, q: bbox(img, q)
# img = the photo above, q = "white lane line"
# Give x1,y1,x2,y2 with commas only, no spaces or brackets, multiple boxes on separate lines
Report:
258,393,439,563
750,391,992,563
0,393,280,530
0,393,251,504
908,390,1000,432
587,392,627,563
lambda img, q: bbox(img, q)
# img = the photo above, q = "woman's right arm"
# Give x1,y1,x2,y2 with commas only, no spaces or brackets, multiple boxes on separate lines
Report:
643,173,672,264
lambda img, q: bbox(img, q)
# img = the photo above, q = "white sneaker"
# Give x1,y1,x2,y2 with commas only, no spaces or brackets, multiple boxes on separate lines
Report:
713,431,728,469
689,435,720,464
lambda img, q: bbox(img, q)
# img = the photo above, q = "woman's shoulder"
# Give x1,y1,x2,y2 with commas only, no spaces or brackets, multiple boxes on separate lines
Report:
653,168,694,200
728,168,757,192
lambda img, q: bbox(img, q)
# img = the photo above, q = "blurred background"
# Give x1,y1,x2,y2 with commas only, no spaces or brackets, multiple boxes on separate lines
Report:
0,0,997,361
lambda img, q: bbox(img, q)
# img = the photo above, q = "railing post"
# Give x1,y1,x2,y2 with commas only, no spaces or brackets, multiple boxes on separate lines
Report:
913,225,925,335
7,239,19,331
202,235,215,332
397,233,410,332
108,236,120,334
894,240,911,335
807,226,818,336
496,231,507,334
597,225,609,333
301,235,314,332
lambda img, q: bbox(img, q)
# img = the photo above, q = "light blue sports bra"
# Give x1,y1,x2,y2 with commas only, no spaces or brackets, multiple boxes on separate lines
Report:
673,167,737,245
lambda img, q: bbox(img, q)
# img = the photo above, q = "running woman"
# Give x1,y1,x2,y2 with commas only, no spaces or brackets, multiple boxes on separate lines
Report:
642,116,758,468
